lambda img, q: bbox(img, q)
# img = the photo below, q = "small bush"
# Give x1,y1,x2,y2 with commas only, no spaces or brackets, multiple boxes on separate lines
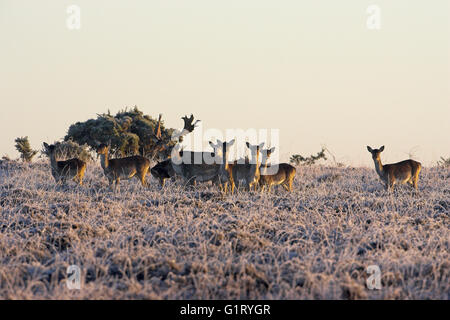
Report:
290,148,327,166
437,157,450,167
41,140,93,162
65,106,175,158
14,136,38,163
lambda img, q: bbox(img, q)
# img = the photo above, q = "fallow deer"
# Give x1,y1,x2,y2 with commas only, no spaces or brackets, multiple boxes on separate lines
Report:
151,114,223,186
169,144,221,185
150,159,175,187
259,146,296,192
210,140,264,193
367,145,422,191
96,143,150,189
43,142,86,185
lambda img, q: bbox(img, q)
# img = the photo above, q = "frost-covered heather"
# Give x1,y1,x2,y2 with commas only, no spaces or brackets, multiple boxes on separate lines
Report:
0,160,448,299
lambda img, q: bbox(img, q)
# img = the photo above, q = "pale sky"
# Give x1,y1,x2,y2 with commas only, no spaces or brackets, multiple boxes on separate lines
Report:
1,0,449,166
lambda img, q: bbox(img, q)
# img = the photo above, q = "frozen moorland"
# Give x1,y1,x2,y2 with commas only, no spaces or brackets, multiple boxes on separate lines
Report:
0,160,448,299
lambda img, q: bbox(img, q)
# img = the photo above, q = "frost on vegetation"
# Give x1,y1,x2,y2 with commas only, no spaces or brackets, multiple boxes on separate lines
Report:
0,161,448,299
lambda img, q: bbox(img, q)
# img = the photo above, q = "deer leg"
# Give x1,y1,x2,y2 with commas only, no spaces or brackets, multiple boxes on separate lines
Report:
141,175,148,188
413,179,419,191
137,172,147,187
243,181,250,192
142,168,150,187
413,168,420,191
387,176,394,192
409,175,419,191
259,182,266,193
114,178,120,191
290,176,295,191
407,179,416,191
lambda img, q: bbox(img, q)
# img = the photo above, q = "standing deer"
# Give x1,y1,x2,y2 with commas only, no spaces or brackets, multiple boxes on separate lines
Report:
209,139,235,193
259,146,296,192
150,114,223,186
150,159,175,187
210,139,264,193
169,144,221,186
367,146,422,191
43,142,86,185
96,143,150,189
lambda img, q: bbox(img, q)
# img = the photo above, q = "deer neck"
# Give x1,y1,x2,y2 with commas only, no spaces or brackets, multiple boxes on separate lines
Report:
49,154,58,170
373,156,384,178
99,153,109,170
221,148,230,172
170,148,183,166
250,150,260,176
261,156,269,174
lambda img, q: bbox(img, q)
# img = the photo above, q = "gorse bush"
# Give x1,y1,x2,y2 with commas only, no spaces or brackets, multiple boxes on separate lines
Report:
290,147,327,166
65,106,175,158
14,136,37,163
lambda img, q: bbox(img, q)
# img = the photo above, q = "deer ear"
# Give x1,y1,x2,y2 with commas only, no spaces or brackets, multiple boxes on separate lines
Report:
367,146,373,152
228,139,235,147
259,142,265,149
379,146,385,152
246,142,250,148
43,142,49,149
209,141,216,149
270,147,276,153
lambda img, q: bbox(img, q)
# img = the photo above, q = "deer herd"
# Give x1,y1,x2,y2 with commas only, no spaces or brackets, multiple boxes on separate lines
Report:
42,114,422,193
